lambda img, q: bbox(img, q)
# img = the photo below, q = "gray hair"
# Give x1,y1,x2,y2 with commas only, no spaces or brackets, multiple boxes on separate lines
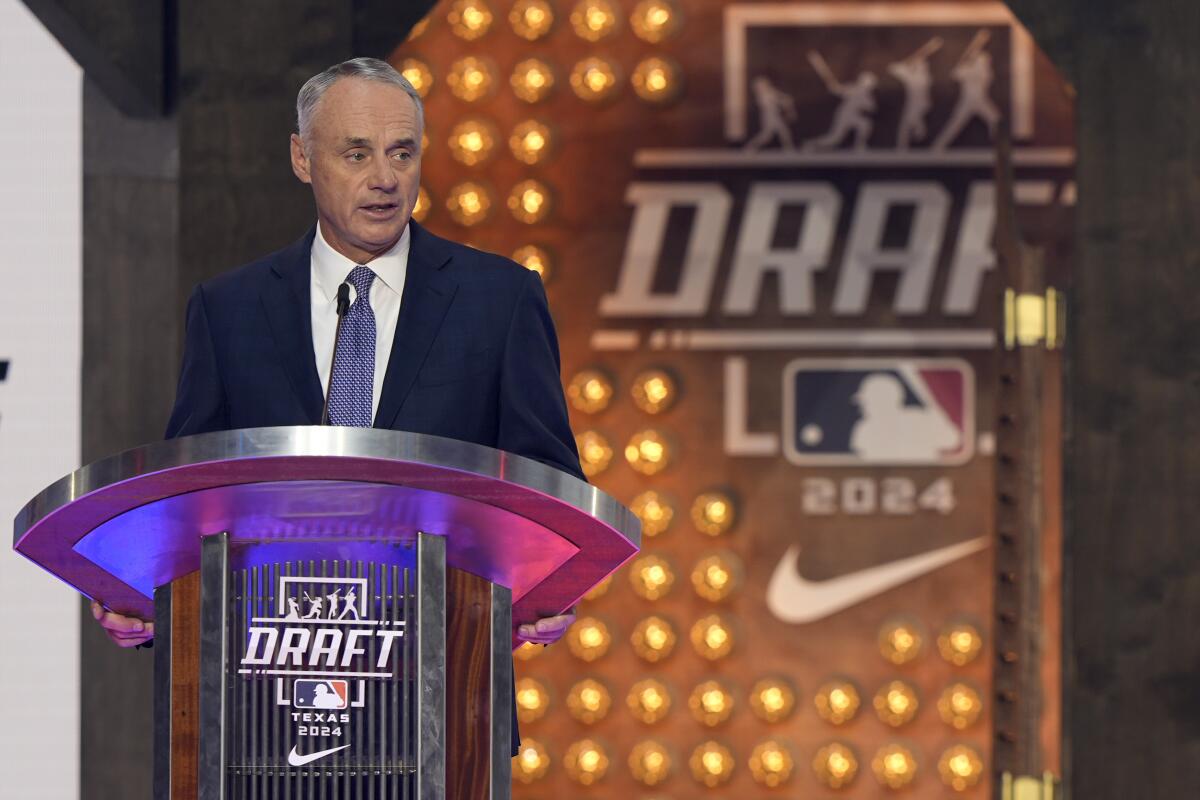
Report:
296,57,425,149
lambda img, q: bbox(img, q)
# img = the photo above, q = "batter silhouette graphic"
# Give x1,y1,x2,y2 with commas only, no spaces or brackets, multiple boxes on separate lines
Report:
743,76,798,151
888,37,943,149
803,51,877,151
932,30,1002,149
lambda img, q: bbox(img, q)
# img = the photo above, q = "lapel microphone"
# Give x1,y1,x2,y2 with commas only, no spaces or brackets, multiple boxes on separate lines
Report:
320,281,353,425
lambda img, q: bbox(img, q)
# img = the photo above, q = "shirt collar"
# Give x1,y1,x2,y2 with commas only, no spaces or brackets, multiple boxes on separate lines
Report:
311,220,411,303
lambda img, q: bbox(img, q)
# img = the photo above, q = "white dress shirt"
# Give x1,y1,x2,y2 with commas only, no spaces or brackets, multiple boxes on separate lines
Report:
310,221,410,421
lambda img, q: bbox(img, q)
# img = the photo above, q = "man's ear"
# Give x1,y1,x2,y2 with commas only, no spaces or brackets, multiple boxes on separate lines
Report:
290,133,312,185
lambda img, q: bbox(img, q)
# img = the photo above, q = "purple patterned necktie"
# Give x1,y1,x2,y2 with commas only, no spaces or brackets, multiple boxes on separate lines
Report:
327,265,377,427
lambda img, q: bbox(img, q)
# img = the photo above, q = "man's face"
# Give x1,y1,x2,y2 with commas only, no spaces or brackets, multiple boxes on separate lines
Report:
290,78,422,263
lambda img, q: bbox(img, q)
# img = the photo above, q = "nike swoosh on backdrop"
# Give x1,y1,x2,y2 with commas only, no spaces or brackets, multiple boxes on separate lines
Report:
287,742,351,766
766,537,989,624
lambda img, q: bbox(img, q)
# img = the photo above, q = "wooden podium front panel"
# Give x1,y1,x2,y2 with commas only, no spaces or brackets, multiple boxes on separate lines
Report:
447,567,495,800
169,571,200,800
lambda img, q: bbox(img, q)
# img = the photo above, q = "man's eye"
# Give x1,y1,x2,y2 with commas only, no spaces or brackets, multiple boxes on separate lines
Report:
348,152,365,162
393,151,411,161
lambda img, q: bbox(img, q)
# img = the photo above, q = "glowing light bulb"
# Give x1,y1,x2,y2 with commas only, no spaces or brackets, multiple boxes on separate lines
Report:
631,615,676,663
570,57,620,102
872,743,918,789
512,244,551,281
510,58,556,103
812,742,858,789
630,0,682,42
689,741,734,787
405,17,430,41
815,680,861,725
507,179,552,224
515,677,549,722
879,618,925,665
938,621,984,666
566,678,611,724
513,641,541,661
447,118,497,166
750,677,796,723
630,490,674,537
566,616,611,662
513,738,550,783
445,180,492,226
688,680,734,726
690,491,736,536
447,56,495,102
690,551,740,601
447,0,493,39
631,368,677,413
629,554,675,600
564,738,609,785
873,680,920,727
632,57,682,103
574,430,613,477
567,369,614,414
938,744,984,791
570,0,618,41
938,682,983,730
509,0,554,40
690,614,734,660
582,572,612,601
412,186,431,223
749,740,794,788
397,58,434,98
628,739,671,786
627,678,671,723
624,429,671,475
509,119,553,165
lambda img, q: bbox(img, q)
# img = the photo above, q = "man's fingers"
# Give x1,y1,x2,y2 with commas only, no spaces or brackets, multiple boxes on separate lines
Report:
106,622,154,641
516,614,577,644
98,610,146,634
105,628,151,648
534,614,575,633
107,629,149,642
91,603,155,649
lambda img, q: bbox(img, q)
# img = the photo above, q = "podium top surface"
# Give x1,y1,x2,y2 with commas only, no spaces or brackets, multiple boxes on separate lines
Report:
13,427,641,624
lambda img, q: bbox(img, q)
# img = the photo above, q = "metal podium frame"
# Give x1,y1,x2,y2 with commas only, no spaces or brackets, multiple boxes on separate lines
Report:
13,427,641,799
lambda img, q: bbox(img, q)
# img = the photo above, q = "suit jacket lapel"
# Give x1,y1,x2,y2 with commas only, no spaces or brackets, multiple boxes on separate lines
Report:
374,220,458,429
262,227,325,423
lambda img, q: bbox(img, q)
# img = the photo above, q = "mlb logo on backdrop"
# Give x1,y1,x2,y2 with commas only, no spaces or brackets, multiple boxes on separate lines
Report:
293,679,349,710
783,358,975,466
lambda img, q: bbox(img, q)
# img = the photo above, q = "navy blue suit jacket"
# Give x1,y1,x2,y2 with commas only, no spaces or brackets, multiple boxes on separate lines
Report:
163,220,584,755
164,220,583,481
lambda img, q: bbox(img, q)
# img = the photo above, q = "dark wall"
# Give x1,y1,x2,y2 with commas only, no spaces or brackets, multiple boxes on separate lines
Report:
1006,1,1200,797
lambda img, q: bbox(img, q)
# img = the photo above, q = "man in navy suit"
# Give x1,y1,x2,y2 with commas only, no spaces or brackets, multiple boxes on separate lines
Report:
90,58,582,736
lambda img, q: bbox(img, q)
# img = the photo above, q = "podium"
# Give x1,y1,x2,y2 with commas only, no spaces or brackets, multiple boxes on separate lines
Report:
12,427,640,799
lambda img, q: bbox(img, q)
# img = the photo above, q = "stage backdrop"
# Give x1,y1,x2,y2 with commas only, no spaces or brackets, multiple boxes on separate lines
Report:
394,0,1072,797
0,0,82,796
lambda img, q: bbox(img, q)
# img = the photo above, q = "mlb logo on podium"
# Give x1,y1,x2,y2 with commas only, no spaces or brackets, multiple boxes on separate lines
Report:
293,679,349,710
783,358,975,466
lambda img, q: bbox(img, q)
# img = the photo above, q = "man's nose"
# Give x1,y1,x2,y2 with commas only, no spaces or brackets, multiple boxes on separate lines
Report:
368,155,399,191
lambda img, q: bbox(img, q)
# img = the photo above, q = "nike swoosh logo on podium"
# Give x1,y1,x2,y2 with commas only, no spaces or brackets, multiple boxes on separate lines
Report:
288,743,351,766
766,537,989,624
